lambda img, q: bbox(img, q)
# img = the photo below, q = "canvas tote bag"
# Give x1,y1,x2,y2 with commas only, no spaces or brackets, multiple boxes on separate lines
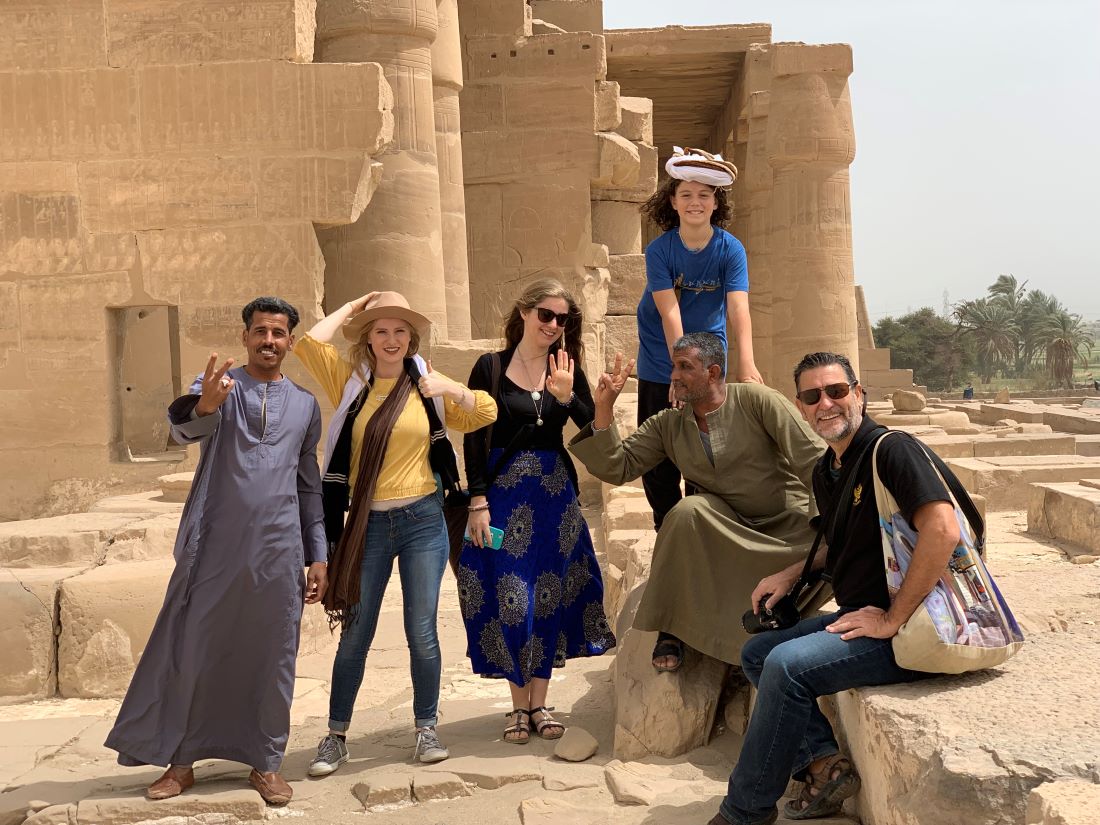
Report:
871,432,1024,674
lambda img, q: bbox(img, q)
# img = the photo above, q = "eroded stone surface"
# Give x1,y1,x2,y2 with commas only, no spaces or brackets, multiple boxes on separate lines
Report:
554,726,599,762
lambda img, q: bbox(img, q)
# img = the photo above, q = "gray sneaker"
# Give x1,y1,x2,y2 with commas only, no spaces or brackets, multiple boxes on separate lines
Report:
414,726,449,763
308,734,349,776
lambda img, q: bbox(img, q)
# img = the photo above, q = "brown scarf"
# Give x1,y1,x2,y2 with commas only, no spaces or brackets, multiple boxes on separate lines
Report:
323,370,413,627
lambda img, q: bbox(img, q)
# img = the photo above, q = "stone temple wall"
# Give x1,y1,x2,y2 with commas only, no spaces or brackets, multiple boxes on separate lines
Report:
0,0,394,521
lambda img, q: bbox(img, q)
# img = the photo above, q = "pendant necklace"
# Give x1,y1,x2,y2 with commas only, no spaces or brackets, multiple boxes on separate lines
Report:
518,350,547,426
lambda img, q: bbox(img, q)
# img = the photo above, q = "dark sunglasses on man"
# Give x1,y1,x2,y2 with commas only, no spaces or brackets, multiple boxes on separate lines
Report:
796,380,857,406
535,307,571,327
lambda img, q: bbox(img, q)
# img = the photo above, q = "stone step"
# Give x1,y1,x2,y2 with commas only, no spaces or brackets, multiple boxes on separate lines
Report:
945,455,1100,510
920,433,1077,459
1076,434,1100,456
1027,481,1100,561
0,511,179,569
1042,408,1100,435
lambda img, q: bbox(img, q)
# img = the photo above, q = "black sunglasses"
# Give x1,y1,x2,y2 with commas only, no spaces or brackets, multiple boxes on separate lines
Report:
796,381,857,406
535,307,571,327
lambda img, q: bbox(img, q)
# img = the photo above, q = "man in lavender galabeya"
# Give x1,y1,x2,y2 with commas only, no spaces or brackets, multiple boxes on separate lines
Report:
709,352,959,824
105,297,328,806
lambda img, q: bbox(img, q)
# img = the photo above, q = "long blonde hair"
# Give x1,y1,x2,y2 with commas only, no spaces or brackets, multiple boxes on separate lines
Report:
350,319,422,375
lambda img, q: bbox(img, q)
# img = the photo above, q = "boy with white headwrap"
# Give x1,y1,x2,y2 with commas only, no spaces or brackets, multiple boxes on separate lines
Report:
636,147,763,672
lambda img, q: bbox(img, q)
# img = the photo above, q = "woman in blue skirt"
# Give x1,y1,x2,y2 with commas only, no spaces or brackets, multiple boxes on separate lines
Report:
461,279,616,743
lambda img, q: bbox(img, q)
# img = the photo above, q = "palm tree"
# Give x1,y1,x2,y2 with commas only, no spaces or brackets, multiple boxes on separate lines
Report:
1018,290,1065,375
954,298,1019,383
986,276,1028,375
1037,311,1094,389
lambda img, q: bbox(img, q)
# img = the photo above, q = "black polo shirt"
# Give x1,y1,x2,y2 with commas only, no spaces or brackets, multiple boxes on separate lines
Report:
813,416,953,610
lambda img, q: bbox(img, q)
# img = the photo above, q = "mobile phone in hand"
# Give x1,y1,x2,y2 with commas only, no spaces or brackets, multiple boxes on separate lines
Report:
464,525,504,549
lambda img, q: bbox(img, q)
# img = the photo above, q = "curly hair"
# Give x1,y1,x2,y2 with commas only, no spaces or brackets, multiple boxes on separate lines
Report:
639,177,732,231
350,319,422,375
502,279,585,365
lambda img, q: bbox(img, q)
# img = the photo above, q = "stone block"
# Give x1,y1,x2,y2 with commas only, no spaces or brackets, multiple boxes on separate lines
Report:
979,403,1047,425
23,804,74,825
602,759,721,806
0,61,392,163
771,42,853,77
1027,482,1100,557
353,771,412,808
995,388,1011,403
605,530,650,571
607,254,646,316
595,81,622,131
947,455,1100,510
605,495,654,531
76,788,265,825
1043,409,1100,435
858,347,892,371
891,389,926,412
465,33,606,84
617,97,653,144
1027,779,1100,825
80,155,381,232
592,132,640,189
0,1,106,70
423,754,541,789
592,140,658,203
591,201,642,255
58,559,173,698
158,472,194,503
554,725,599,761
0,512,147,568
411,771,470,802
106,0,316,65
519,797,602,825
529,0,604,34
500,82,596,130
0,568,83,701
541,761,604,791
611,584,727,760
603,314,640,363
1075,435,1100,456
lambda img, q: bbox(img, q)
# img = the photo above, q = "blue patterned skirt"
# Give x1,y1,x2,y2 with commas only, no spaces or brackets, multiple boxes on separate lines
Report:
457,448,616,684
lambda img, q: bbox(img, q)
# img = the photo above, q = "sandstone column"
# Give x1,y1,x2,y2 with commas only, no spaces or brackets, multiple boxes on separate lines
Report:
432,0,472,340
764,43,859,382
315,0,449,333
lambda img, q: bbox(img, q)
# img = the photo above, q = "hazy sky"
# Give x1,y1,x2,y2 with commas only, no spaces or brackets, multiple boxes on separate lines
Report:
602,1,1100,321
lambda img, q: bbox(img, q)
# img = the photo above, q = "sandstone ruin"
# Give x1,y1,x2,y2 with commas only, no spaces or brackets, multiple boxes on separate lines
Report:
2,3,1099,825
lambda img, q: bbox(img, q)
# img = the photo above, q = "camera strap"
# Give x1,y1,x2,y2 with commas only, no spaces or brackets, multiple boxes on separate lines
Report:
789,426,887,600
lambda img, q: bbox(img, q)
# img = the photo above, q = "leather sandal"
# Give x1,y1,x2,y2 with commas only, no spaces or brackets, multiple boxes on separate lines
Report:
146,766,194,800
783,754,860,820
504,708,531,744
530,706,565,740
249,769,293,806
652,632,684,673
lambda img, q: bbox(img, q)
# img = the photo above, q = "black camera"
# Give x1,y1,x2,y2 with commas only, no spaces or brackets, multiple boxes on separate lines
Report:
741,594,802,634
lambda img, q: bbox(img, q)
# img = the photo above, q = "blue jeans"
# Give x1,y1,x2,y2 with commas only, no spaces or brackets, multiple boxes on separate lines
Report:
719,611,928,825
327,494,449,730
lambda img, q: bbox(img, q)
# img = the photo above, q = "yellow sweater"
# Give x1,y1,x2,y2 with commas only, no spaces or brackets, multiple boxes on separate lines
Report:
295,334,496,500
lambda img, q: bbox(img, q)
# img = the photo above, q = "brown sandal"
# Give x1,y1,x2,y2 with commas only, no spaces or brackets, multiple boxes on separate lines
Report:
530,706,565,740
504,708,531,744
783,754,860,820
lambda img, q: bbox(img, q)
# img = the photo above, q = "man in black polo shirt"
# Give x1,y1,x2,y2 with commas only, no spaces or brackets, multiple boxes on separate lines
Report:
708,352,961,825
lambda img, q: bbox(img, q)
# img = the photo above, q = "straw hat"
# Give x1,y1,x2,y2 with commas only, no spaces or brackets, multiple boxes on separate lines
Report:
341,291,431,341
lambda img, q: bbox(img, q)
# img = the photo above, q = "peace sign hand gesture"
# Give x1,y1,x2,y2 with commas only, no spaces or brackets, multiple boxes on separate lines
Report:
545,349,574,404
195,353,236,417
594,352,634,409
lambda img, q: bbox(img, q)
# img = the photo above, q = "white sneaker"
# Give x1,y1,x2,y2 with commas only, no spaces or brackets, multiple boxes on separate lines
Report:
308,734,349,776
414,726,449,763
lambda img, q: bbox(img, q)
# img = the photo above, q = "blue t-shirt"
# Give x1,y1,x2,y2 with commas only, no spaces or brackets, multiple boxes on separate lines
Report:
635,228,749,383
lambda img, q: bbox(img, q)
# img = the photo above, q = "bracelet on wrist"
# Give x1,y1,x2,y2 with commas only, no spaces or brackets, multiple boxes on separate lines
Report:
554,392,575,407
468,503,490,512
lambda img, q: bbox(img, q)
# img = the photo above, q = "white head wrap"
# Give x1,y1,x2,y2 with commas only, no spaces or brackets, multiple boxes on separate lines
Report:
664,146,738,187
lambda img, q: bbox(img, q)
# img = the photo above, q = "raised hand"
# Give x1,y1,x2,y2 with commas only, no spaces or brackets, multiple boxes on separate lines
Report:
545,348,575,403
348,292,380,314
418,359,457,400
595,352,635,408
195,353,236,416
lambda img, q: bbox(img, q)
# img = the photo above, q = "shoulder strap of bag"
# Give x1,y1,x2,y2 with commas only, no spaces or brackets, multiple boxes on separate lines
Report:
872,430,985,552
790,429,885,597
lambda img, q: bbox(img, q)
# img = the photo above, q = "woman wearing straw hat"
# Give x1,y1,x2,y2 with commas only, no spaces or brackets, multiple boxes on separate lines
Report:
637,146,763,673
294,292,496,773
